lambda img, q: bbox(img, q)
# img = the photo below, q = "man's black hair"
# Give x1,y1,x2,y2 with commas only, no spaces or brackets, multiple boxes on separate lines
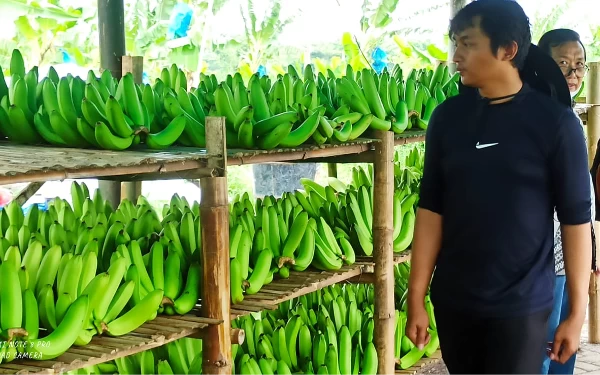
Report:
449,0,531,69
538,28,587,60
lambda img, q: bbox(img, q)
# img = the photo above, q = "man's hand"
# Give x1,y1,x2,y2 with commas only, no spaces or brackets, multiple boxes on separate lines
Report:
405,208,443,350
406,301,431,350
549,317,584,364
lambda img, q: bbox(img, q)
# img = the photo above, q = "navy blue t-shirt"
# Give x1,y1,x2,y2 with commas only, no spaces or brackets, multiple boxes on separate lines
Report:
420,83,592,318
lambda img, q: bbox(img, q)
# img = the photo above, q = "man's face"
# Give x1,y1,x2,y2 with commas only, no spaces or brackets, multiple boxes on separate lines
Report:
452,18,515,88
550,41,586,93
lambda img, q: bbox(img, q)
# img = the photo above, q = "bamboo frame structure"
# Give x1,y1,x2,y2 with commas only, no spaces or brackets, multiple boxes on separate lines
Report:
373,130,396,374
587,62,600,344
0,119,429,374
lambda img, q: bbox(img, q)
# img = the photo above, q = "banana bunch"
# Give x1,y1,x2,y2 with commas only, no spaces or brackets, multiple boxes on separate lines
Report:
229,187,359,303
155,66,210,148
294,158,423,258
0,49,43,145
231,267,439,375
392,262,439,369
230,284,380,375
0,48,458,151
0,249,91,362
112,337,203,375
394,145,425,194
64,262,437,374
34,250,101,346
64,337,203,375
330,63,457,136
294,167,375,258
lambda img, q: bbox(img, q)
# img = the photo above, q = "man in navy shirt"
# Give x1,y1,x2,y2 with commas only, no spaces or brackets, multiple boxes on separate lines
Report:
405,1,593,373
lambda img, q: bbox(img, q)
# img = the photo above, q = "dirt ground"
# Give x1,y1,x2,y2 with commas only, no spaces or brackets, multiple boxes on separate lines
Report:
416,361,449,374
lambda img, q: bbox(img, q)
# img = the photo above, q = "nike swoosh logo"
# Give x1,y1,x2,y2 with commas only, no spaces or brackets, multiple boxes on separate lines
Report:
476,142,499,149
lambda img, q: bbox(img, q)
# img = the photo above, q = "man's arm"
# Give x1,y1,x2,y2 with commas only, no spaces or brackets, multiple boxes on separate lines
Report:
406,106,445,348
551,111,593,362
561,223,592,320
408,209,443,305
590,138,600,221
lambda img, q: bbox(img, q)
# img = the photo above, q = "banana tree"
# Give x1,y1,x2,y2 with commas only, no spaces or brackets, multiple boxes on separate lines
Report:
530,0,576,43
392,35,449,70
340,0,400,65
123,0,171,76
236,0,295,72
11,14,83,67
165,0,230,82
0,0,84,70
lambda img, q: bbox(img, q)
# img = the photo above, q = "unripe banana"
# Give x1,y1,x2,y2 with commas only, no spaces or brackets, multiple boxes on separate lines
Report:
105,289,163,336
0,263,22,330
164,250,182,300
26,295,89,360
173,262,201,314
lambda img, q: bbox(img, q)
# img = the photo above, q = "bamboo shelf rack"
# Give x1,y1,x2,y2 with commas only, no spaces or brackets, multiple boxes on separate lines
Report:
396,349,443,375
0,116,425,374
0,132,425,185
0,315,221,374
231,264,365,319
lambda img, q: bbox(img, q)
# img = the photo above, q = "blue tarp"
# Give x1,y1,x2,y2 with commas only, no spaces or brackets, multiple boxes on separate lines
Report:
372,46,388,74
61,50,73,64
168,2,193,40
257,65,267,77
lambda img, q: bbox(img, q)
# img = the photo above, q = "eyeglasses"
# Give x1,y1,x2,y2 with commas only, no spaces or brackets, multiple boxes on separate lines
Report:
557,62,589,78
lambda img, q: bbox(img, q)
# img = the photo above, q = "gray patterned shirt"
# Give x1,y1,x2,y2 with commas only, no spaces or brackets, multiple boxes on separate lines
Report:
553,112,596,274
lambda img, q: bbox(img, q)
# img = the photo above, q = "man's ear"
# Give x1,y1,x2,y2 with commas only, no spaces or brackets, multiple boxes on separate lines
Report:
499,41,519,62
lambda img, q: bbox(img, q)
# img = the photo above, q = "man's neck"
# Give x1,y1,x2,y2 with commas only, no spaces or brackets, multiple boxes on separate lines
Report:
478,70,523,103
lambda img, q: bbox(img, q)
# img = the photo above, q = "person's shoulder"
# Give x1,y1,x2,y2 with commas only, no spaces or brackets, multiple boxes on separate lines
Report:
429,93,472,122
524,89,575,124
436,93,472,111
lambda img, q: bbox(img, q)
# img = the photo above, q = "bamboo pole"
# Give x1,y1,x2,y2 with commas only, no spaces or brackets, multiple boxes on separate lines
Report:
587,62,600,343
327,163,338,178
448,0,468,73
201,117,231,374
13,182,44,206
97,0,125,207
372,130,395,374
120,56,144,203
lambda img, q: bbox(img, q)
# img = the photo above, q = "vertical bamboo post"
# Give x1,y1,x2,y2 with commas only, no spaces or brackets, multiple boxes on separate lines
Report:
121,56,144,203
448,0,469,73
97,0,125,207
99,181,121,209
327,163,338,178
13,182,44,206
201,117,232,374
372,131,395,373
587,62,600,343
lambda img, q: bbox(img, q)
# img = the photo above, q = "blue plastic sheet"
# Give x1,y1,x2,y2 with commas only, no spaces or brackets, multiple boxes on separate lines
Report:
168,2,193,40
257,65,267,77
61,49,73,64
371,46,388,74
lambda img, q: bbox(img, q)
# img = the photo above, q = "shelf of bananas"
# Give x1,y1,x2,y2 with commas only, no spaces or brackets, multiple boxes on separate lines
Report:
63,264,439,375
63,337,204,375
228,152,424,304
0,182,206,362
0,49,456,151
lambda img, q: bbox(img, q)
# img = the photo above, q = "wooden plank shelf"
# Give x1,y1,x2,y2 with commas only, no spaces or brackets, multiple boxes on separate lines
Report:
394,132,425,145
230,264,367,319
396,349,442,374
357,250,412,273
0,131,426,185
0,315,221,374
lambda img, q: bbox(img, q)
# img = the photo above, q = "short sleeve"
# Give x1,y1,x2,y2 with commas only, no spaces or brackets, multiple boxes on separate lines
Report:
418,106,445,214
551,110,592,225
